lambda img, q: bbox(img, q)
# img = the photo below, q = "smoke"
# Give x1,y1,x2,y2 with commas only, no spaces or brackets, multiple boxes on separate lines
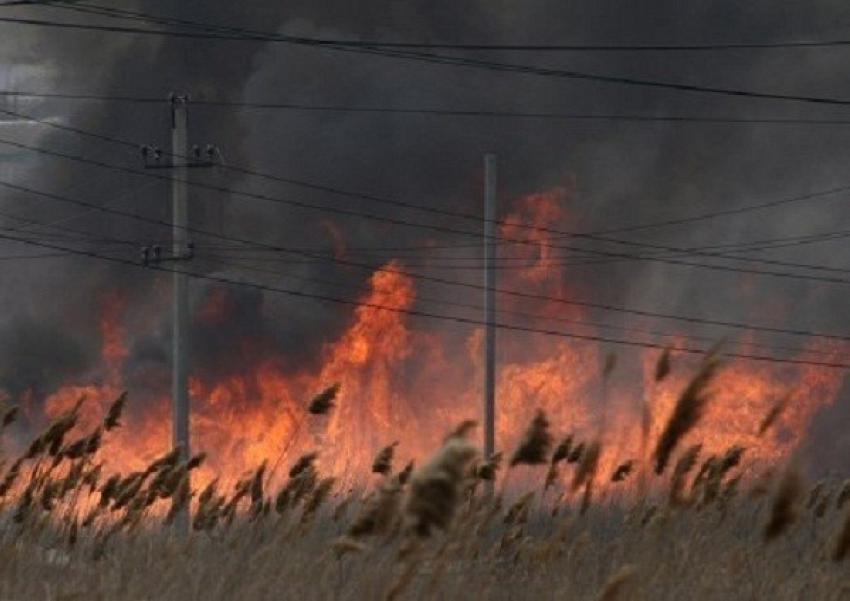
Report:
0,1,847,463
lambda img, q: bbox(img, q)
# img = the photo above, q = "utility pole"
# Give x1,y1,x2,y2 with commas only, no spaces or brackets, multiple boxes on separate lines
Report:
171,95,190,536
483,154,497,471
141,93,219,535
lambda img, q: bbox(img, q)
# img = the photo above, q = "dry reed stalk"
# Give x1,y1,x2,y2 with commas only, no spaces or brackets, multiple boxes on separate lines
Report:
595,565,637,601
0,458,23,497
249,461,267,506
145,446,182,475
653,354,720,474
655,348,672,382
103,392,128,431
837,480,850,509
718,474,742,511
697,445,746,506
404,435,478,537
764,463,803,541
82,463,102,492
98,474,120,508
580,480,594,515
198,478,219,507
572,440,601,492
307,382,340,415
567,442,585,464
186,452,206,471
396,461,415,485
758,394,790,437
690,455,717,494
544,463,559,491
718,445,746,475
832,504,850,560
275,464,318,514
345,477,403,541
510,410,551,467
289,452,319,478
503,491,534,525
165,473,191,525
552,435,574,465
814,492,830,519
301,476,336,522
475,452,502,481
445,419,477,441
668,444,702,505
611,460,634,483
807,481,826,509
1,405,18,428
372,442,399,476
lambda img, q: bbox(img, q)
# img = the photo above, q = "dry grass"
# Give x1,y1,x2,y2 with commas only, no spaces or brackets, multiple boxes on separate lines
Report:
0,358,847,600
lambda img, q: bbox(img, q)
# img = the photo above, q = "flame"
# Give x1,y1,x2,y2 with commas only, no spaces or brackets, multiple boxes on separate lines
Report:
27,188,849,491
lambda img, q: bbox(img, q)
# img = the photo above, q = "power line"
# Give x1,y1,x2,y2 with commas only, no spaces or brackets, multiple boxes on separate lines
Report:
1,177,846,343
7,2,850,53
6,6,850,107
2,134,849,286
204,253,849,360
0,227,846,369
1,207,845,359
1,201,845,360
1,203,839,360
7,90,850,126
3,104,847,255
38,3,850,52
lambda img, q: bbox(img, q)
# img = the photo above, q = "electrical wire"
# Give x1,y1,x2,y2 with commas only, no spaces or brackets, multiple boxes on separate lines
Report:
6,91,850,126
4,5,850,107
0,227,846,369
1,177,846,342
2,134,849,287
2,103,847,256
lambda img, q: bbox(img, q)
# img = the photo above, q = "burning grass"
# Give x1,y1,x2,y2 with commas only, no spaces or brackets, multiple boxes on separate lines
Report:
0,358,848,600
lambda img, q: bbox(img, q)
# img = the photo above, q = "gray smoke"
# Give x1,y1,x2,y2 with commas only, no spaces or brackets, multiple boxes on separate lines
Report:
0,1,847,469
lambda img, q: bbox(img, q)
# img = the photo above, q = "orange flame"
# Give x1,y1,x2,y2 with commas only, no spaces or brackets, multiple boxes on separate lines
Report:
31,188,848,491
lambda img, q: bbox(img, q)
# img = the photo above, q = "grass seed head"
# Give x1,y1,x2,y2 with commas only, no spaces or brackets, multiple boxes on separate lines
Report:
595,565,637,601
289,452,319,479
372,441,398,475
552,435,574,465
572,440,601,492
404,435,478,537
611,460,634,483
832,504,850,561
511,410,552,467
764,463,803,541
104,392,128,431
1,405,18,428
655,348,672,382
476,452,503,481
758,394,790,437
308,382,340,415
653,353,720,474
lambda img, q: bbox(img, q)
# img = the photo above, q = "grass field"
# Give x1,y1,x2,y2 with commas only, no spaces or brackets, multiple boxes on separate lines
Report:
0,354,848,600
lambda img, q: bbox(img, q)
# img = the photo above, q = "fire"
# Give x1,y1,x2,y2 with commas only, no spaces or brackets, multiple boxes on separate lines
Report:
22,187,849,491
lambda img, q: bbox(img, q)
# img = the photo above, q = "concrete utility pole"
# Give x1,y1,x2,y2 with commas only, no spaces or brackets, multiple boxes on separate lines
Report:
171,95,190,515
141,93,219,535
483,154,497,466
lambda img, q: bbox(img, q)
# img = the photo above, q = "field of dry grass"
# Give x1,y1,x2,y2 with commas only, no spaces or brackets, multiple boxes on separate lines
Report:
1,354,849,600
